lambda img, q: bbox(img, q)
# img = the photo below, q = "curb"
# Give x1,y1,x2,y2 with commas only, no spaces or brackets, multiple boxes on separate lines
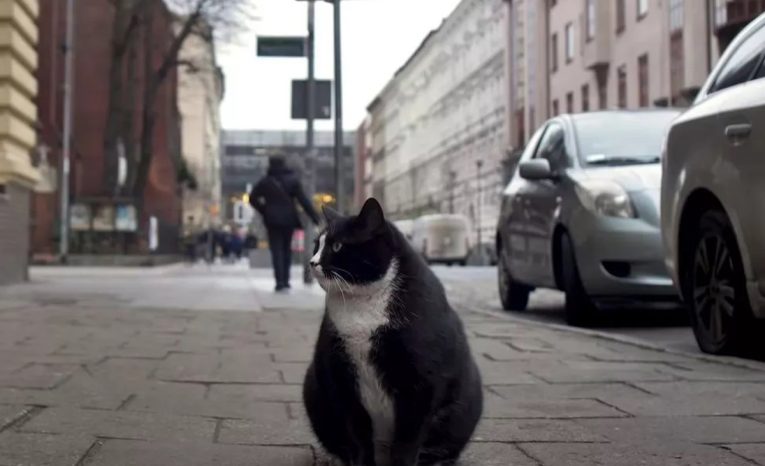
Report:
463,300,765,373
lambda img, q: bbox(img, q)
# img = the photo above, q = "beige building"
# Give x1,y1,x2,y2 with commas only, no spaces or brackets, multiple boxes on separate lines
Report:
506,0,728,152
177,25,224,234
365,0,510,248
0,0,39,284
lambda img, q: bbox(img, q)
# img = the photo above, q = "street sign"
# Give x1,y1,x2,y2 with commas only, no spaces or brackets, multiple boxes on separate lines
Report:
257,36,306,57
291,79,332,120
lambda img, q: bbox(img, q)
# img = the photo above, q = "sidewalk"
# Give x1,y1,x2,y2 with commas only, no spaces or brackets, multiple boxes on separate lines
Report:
0,264,763,465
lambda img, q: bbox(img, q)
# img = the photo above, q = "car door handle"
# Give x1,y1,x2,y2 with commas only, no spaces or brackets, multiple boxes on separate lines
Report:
725,123,752,140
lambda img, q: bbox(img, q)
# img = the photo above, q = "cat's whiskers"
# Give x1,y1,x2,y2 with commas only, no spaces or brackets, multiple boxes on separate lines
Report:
330,271,348,310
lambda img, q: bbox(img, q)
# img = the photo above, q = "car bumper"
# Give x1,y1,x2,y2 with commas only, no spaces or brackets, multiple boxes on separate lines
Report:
569,211,678,299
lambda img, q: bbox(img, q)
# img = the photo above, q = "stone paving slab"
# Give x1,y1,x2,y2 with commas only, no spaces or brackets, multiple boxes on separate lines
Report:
0,432,96,466
0,265,763,465
520,441,757,466
20,407,217,442
87,439,315,466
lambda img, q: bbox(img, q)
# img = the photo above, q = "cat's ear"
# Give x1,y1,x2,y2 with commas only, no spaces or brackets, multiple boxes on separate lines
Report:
355,198,386,236
322,205,341,224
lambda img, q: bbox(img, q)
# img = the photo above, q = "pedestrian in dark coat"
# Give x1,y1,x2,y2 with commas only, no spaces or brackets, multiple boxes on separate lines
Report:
250,157,320,291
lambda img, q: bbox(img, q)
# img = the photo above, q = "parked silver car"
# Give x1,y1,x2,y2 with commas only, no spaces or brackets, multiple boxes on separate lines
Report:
497,110,680,325
662,13,765,355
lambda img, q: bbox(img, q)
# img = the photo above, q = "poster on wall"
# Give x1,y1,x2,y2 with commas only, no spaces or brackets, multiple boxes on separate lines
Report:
115,204,137,232
148,216,158,252
92,205,115,231
69,204,91,231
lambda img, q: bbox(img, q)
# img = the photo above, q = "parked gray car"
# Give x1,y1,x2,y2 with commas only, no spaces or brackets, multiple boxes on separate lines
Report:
496,110,680,325
662,12,765,355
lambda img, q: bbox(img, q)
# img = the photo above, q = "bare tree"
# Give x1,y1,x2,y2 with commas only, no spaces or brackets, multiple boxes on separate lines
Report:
104,0,251,205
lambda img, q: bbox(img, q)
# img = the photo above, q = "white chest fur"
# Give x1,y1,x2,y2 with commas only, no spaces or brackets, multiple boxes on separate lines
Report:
326,263,398,456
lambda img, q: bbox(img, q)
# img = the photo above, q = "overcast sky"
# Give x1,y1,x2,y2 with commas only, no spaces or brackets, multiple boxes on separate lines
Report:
218,0,462,132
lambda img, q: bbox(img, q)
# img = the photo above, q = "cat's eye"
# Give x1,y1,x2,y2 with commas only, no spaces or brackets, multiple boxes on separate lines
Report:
332,242,342,253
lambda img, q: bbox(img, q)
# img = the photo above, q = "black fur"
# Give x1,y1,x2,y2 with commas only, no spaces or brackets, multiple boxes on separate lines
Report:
303,198,483,466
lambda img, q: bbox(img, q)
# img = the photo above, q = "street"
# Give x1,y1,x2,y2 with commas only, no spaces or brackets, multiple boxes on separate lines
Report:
435,266,701,356
0,263,764,465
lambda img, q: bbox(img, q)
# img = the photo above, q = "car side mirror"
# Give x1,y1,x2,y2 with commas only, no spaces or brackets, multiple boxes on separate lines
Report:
519,159,554,181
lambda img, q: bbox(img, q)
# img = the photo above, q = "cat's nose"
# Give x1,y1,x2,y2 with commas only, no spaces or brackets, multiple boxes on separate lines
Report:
309,260,319,268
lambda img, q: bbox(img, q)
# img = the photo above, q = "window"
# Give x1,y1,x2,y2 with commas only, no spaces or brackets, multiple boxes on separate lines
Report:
565,23,575,62
755,58,765,80
586,0,596,40
581,84,590,112
616,0,626,33
552,99,560,116
638,0,648,19
566,92,574,113
618,65,627,108
710,24,765,93
574,111,679,165
551,33,559,72
669,0,684,32
638,54,649,107
534,123,569,171
598,82,607,109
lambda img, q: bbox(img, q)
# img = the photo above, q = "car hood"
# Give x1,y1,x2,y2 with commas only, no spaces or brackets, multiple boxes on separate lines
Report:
571,164,661,192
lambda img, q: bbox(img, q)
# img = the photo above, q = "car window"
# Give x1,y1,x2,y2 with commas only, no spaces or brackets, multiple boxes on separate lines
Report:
754,55,765,80
574,111,679,166
519,125,546,162
533,122,569,171
710,24,765,94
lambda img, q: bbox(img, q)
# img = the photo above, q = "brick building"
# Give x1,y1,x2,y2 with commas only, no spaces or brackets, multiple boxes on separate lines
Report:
0,0,40,284
33,0,183,257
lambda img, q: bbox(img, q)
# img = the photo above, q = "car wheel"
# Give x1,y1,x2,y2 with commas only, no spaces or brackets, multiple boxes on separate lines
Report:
684,210,756,355
459,260,467,267
498,253,531,311
560,232,597,326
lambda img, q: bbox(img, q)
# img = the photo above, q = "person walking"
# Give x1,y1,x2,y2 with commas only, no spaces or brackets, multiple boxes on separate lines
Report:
250,156,320,292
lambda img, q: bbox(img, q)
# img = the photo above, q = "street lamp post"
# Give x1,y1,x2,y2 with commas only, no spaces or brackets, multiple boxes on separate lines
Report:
476,159,484,265
59,0,75,262
303,0,316,285
330,0,344,212
448,170,457,214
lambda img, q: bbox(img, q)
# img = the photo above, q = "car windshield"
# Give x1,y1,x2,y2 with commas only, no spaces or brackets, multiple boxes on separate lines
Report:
574,112,679,166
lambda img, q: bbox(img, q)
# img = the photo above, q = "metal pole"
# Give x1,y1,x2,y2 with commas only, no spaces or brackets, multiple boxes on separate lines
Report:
59,0,75,262
303,0,316,284
449,170,456,214
332,0,344,212
476,160,484,265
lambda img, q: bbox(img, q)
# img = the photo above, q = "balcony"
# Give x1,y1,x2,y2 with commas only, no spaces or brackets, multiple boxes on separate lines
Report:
583,0,613,70
715,0,765,50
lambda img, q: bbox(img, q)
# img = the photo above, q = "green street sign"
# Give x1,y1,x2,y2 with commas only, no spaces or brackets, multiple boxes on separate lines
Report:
257,36,306,57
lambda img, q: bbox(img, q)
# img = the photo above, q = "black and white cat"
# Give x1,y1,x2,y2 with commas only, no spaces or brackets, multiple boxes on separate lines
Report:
303,198,483,466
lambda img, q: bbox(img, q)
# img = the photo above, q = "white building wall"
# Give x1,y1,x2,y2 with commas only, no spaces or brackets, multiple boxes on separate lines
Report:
178,31,223,233
369,0,510,248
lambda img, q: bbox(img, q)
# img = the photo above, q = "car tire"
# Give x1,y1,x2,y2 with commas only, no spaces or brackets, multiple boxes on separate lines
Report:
560,232,597,326
683,209,757,355
459,260,467,267
498,253,531,311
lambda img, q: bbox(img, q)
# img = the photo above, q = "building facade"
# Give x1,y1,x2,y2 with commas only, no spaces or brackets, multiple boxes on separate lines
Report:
177,25,224,235
34,0,184,256
0,0,39,284
220,130,355,234
366,0,510,248
506,0,765,154
353,117,372,210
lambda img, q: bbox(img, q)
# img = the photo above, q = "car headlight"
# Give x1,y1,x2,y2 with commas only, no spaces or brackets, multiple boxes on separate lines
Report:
575,180,636,218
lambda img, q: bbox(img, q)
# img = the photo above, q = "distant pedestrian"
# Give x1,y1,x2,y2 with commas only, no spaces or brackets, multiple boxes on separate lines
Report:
250,156,320,292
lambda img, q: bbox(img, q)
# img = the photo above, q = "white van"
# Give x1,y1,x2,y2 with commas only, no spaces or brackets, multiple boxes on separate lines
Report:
411,214,470,265
393,219,414,241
